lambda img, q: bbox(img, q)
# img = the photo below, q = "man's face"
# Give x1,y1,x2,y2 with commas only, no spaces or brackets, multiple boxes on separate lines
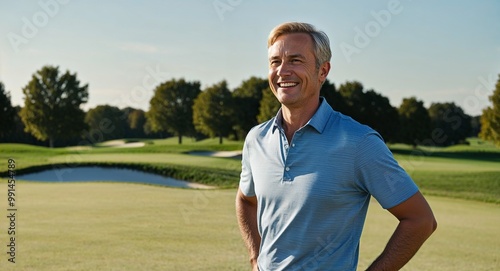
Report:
268,33,330,109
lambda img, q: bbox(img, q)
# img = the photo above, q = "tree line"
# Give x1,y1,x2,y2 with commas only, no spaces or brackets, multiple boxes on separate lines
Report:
1,65,499,147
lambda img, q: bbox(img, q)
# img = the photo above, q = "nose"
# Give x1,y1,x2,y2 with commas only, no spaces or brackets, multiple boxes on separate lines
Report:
276,62,292,77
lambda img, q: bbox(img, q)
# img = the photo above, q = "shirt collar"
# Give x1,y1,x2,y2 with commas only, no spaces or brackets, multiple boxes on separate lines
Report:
272,97,333,134
272,108,283,133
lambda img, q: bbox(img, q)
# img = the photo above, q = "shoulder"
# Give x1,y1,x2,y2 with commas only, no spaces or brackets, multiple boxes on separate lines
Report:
242,118,276,161
327,109,382,144
247,118,275,139
316,99,379,140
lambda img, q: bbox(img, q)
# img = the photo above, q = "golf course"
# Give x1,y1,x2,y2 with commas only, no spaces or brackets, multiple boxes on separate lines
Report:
0,137,499,270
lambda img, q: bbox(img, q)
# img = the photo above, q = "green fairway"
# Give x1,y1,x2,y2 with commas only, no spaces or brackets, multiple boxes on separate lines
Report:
1,137,499,203
0,137,499,270
48,153,242,171
0,182,498,270
0,182,249,271
360,196,500,271
385,143,500,203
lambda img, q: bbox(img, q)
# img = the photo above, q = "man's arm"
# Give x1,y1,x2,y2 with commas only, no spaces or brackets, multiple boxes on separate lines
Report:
235,188,261,270
367,191,437,271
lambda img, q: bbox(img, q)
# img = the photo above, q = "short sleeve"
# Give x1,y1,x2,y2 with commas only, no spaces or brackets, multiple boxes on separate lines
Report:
239,139,255,197
355,133,419,209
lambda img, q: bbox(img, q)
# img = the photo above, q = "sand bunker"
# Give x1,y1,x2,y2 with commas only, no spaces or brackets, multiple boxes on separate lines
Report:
100,140,146,148
188,150,242,159
17,166,214,189
66,140,145,151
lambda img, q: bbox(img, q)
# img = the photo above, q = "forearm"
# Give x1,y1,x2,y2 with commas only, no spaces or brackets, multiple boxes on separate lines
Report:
366,218,436,271
235,192,261,267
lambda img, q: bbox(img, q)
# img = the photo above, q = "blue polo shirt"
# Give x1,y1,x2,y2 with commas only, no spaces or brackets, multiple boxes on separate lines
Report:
239,98,418,270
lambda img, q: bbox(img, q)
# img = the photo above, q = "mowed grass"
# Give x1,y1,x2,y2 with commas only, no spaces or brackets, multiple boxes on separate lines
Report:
359,196,500,271
0,182,498,271
0,138,244,170
388,141,500,203
0,137,499,270
2,137,499,203
0,182,249,271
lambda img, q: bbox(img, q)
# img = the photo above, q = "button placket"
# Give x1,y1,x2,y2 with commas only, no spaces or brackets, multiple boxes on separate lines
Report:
283,137,294,182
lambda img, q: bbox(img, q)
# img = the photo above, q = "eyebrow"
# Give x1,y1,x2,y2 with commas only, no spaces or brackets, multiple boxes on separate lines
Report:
287,54,306,59
269,53,306,61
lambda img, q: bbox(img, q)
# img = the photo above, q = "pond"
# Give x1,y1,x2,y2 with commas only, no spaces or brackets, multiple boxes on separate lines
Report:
17,166,214,189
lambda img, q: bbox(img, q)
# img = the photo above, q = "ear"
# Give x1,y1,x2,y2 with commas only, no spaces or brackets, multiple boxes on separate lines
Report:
318,62,331,82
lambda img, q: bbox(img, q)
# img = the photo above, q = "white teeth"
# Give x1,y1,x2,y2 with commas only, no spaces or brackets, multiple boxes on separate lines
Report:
279,82,298,87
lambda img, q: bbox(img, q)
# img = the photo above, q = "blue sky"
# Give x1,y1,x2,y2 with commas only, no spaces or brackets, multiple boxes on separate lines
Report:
1,0,499,116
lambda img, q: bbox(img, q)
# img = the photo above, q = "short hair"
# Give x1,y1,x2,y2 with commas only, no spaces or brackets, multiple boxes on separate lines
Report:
268,22,332,69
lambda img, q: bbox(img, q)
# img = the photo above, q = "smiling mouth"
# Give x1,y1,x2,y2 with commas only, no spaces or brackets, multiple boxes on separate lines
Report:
278,82,299,88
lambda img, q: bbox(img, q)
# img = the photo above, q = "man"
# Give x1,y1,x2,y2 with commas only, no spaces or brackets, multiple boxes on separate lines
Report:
236,22,437,271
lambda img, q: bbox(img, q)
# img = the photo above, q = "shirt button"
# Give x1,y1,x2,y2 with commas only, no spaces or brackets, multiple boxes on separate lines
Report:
292,144,295,147
285,167,290,171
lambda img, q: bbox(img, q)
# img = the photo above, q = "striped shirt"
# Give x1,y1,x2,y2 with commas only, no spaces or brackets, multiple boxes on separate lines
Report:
239,98,418,270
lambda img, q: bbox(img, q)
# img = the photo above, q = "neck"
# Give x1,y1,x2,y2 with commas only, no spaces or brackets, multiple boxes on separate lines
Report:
281,98,320,143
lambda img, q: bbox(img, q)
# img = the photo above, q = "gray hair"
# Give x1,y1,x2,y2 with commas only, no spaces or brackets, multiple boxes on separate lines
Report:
268,22,332,69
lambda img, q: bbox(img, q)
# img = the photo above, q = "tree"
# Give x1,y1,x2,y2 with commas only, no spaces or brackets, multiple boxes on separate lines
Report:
336,81,399,142
20,65,88,147
397,97,431,147
320,79,347,113
125,108,147,138
257,87,281,123
469,115,481,138
0,106,43,144
337,81,365,119
193,80,233,144
147,78,201,144
479,74,500,146
0,82,16,137
362,90,399,142
85,105,127,142
232,77,269,140
428,102,471,146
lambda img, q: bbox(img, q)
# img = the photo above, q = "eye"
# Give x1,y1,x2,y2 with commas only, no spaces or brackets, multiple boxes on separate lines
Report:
291,58,301,64
270,60,281,67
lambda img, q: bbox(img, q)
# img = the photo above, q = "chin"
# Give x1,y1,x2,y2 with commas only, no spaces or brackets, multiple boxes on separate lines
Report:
277,94,299,106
